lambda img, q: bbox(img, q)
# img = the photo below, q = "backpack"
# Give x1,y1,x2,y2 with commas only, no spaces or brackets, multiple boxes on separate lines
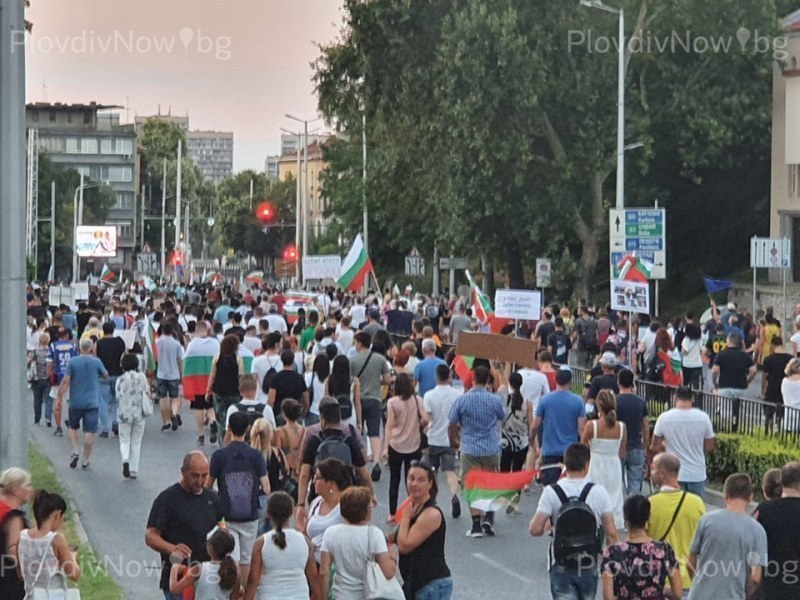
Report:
551,483,601,568
261,356,279,394
314,428,353,467
425,304,440,320
336,393,353,420
549,331,570,363
235,402,266,438
578,318,599,354
643,353,665,382
219,446,261,522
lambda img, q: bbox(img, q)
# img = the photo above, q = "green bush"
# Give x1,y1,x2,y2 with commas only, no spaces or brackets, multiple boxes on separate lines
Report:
707,434,799,488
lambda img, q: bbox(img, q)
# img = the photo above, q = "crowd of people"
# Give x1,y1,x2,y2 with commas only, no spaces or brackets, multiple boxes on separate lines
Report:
3,284,799,599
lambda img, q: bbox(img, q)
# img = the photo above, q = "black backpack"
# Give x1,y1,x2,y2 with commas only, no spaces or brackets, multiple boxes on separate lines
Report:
551,483,601,568
314,428,353,467
236,402,266,439
578,319,599,354
218,446,261,522
261,356,280,394
336,393,353,420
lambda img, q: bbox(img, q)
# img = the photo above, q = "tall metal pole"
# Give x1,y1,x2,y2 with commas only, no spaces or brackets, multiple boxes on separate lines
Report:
175,141,182,249
50,182,55,281
139,183,145,250
362,112,368,298
0,0,29,470
302,123,309,260
295,133,301,284
249,177,253,210
77,174,85,280
615,8,625,210
160,159,166,274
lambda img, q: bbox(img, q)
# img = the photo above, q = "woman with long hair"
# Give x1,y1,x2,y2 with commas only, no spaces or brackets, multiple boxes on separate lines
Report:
681,321,704,390
325,355,362,429
395,461,453,599
244,492,322,600
28,332,51,426
304,353,330,427
382,373,429,522
115,353,150,479
273,399,305,479
654,328,682,387
581,390,627,529
781,358,800,432
170,528,240,599
250,418,290,533
499,372,529,473
299,458,353,565
0,468,33,599
206,334,245,437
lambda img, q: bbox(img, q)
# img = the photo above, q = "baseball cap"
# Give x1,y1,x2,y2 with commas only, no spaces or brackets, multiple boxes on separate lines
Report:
726,302,736,311
599,352,617,367
555,368,573,385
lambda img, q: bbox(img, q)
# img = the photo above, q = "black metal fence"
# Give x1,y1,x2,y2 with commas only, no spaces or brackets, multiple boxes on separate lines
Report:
570,366,800,447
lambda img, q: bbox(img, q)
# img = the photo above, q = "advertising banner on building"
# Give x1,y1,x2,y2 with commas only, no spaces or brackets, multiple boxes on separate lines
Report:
76,226,117,257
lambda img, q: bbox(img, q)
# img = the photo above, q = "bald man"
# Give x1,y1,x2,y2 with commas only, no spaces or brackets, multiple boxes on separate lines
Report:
146,452,223,600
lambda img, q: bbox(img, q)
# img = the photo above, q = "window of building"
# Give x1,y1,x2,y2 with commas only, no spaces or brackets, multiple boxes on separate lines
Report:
83,112,91,125
109,221,133,239
67,113,72,124
114,193,134,210
81,138,98,154
791,165,800,197
39,136,65,153
65,138,79,153
31,112,39,123
101,138,133,155
49,111,56,123
103,166,132,182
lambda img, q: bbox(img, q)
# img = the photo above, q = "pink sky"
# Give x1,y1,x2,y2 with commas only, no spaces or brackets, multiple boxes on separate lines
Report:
25,0,344,171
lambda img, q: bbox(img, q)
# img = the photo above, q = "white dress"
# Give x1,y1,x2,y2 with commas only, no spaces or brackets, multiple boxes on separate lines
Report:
587,420,625,529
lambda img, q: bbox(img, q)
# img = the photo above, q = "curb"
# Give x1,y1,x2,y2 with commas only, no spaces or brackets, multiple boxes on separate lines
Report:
703,487,758,512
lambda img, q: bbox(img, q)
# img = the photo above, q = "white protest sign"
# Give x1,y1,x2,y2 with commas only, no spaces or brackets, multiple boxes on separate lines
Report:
610,279,650,314
302,255,342,282
494,289,542,321
72,282,90,301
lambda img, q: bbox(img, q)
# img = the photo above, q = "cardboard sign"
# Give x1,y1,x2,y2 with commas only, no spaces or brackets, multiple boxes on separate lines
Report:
495,289,542,321
455,332,538,368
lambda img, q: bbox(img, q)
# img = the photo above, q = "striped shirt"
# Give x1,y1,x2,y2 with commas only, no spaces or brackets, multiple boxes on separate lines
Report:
448,388,505,457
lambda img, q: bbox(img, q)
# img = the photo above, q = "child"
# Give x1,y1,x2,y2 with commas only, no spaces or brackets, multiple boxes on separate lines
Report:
170,528,240,600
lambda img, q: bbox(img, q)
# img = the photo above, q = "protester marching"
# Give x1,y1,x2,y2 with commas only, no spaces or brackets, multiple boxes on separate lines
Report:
8,274,800,600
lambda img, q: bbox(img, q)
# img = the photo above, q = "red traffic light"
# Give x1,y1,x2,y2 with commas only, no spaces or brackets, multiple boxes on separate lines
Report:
256,201,276,223
283,244,298,261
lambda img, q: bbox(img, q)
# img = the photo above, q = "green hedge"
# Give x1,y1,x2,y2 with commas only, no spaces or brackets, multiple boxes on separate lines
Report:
707,434,800,488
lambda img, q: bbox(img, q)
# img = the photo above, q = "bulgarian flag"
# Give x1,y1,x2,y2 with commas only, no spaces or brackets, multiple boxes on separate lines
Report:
337,233,373,292
238,346,254,374
465,269,493,325
463,469,537,512
100,264,116,283
205,271,225,285
616,253,652,282
452,355,474,382
182,337,220,398
246,271,265,286
139,275,157,291
145,319,159,373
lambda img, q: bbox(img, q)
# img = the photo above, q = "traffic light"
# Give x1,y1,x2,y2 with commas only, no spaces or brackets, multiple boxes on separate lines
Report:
283,243,298,262
255,201,276,223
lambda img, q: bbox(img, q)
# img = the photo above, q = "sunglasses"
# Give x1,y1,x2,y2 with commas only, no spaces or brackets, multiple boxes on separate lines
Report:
409,460,434,473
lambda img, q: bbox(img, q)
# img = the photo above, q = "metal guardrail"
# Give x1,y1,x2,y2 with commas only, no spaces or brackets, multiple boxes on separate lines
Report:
570,366,800,447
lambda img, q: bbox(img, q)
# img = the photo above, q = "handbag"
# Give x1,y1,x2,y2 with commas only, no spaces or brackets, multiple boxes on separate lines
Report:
414,396,428,451
27,357,39,384
363,525,405,600
275,448,298,501
141,385,154,417
31,539,81,600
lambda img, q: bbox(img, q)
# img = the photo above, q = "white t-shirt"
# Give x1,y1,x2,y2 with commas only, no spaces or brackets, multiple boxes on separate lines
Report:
535,476,614,526
304,372,327,416
653,408,714,482
338,328,354,354
267,314,288,335
242,335,262,355
681,337,703,369
791,331,800,355
349,305,366,327
518,368,550,411
225,397,276,430
321,524,388,600
423,385,461,447
252,354,281,404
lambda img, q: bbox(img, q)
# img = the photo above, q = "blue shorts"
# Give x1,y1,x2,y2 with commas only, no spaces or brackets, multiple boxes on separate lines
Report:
67,407,99,433
156,379,180,398
361,397,382,437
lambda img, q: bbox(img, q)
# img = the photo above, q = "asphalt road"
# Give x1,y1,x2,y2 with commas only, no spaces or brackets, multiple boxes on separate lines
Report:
30,403,556,600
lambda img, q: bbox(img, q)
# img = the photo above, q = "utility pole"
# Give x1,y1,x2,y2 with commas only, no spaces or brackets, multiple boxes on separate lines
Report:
160,159,166,274
174,140,182,250
50,182,55,281
0,0,30,469
303,122,309,260
362,112,368,298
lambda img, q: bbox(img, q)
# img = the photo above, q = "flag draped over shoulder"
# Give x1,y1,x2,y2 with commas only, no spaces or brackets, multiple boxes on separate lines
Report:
463,469,537,512
145,319,158,373
182,337,220,398
337,234,373,291
465,269,493,324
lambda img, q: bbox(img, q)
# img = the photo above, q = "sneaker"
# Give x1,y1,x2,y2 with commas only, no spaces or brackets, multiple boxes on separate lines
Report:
209,422,218,444
112,424,119,436
33,420,40,426
170,416,178,431
54,428,64,437
371,464,382,483
466,525,484,538
161,424,171,432
197,435,205,447
69,453,79,469
123,462,130,478
99,432,109,439
81,462,90,470
176,414,182,427
481,519,495,537
46,420,52,428
451,496,461,519
129,472,137,480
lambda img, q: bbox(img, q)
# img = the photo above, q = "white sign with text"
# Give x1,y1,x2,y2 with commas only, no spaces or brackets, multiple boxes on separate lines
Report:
495,289,542,321
302,255,342,282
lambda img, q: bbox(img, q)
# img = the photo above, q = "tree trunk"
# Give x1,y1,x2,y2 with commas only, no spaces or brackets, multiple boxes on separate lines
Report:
574,170,608,301
482,254,495,298
506,249,525,290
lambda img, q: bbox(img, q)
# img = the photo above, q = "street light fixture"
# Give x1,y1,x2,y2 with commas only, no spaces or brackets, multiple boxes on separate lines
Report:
580,0,625,210
72,175,99,282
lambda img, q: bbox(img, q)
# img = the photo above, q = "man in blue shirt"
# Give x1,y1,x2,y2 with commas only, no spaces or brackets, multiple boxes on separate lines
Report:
448,365,505,538
49,326,77,437
56,338,108,470
413,339,446,398
532,367,587,485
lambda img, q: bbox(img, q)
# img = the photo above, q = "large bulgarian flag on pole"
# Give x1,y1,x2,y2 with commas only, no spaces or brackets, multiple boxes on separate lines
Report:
337,233,373,292
465,269,494,325
463,469,537,512
100,264,116,283
182,336,221,398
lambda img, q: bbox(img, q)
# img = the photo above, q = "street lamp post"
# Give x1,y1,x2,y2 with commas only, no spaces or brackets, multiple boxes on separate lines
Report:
280,127,304,285
72,174,98,282
580,0,625,209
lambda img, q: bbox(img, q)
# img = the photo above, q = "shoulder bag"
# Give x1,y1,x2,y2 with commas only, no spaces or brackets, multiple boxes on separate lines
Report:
414,395,428,450
31,534,81,600
363,525,405,600
140,375,154,417
659,491,686,541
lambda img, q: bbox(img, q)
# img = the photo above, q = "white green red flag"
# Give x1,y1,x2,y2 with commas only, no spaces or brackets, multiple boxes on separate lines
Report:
615,254,652,282
337,234,373,292
463,469,537,512
246,271,265,286
182,336,220,398
100,264,116,283
465,269,493,324
204,271,225,285
145,319,158,373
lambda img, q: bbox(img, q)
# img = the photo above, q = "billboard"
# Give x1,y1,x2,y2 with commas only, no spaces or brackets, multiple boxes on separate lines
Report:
76,226,117,257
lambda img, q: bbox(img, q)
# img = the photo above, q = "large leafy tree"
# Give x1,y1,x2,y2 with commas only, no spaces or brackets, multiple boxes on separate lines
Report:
315,0,783,300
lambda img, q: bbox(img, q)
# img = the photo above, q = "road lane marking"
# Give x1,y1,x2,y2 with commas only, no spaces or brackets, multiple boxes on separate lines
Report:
471,552,534,584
